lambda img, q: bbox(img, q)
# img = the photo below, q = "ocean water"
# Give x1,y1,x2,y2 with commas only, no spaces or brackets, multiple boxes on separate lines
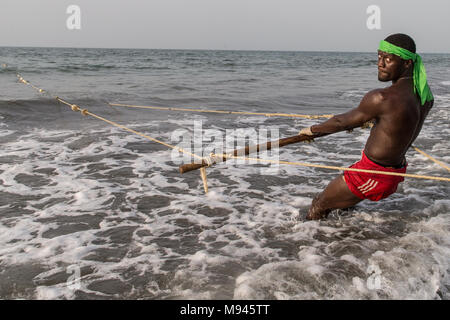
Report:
0,47,449,299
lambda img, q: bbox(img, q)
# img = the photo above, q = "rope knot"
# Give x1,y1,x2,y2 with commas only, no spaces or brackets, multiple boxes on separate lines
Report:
81,109,88,116
203,155,212,167
71,104,80,112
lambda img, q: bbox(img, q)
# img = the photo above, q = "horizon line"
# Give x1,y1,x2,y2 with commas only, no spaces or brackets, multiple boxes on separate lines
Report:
0,45,448,55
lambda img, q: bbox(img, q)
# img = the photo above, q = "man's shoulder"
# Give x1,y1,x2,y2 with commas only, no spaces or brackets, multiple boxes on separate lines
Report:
361,88,389,107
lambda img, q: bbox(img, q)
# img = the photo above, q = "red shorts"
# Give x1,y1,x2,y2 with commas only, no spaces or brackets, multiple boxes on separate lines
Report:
344,152,407,201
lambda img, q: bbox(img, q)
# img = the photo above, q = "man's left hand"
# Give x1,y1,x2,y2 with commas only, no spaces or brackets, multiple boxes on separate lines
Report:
298,127,314,136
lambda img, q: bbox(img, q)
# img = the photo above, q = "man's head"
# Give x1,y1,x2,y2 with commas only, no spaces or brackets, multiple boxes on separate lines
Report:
378,33,416,82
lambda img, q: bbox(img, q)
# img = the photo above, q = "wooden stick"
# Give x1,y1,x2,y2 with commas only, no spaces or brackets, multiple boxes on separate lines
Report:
179,133,329,174
200,167,208,193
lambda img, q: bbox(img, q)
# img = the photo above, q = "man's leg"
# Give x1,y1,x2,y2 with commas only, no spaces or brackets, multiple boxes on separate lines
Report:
306,175,363,220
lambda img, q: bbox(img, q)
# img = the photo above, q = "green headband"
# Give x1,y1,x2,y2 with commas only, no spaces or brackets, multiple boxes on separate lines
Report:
378,40,433,106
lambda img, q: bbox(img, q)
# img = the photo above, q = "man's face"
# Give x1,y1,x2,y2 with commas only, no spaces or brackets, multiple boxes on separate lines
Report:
377,50,405,82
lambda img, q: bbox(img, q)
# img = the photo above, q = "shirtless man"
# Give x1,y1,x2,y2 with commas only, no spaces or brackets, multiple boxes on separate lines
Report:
298,33,434,220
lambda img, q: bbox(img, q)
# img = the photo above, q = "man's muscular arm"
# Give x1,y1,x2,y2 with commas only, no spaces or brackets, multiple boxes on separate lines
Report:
300,89,384,135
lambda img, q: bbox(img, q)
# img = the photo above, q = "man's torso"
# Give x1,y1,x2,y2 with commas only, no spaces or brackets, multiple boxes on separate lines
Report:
364,81,421,167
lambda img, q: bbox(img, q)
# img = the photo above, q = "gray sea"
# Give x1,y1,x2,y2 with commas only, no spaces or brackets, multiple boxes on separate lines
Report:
0,47,449,299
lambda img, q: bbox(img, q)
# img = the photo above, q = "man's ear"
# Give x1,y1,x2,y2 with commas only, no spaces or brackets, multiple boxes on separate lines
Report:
404,59,413,69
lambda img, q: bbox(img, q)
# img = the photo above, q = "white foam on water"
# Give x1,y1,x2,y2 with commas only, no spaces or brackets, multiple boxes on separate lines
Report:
0,102,448,299
0,128,14,136
233,213,449,299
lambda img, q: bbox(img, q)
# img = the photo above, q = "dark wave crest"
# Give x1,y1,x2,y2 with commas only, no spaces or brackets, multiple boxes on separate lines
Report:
0,97,116,129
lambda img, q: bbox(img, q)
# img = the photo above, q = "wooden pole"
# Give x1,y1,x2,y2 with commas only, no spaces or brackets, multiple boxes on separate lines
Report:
200,167,208,193
179,133,329,174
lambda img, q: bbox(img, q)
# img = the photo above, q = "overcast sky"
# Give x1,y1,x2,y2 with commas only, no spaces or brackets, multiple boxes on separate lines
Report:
1,0,449,53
